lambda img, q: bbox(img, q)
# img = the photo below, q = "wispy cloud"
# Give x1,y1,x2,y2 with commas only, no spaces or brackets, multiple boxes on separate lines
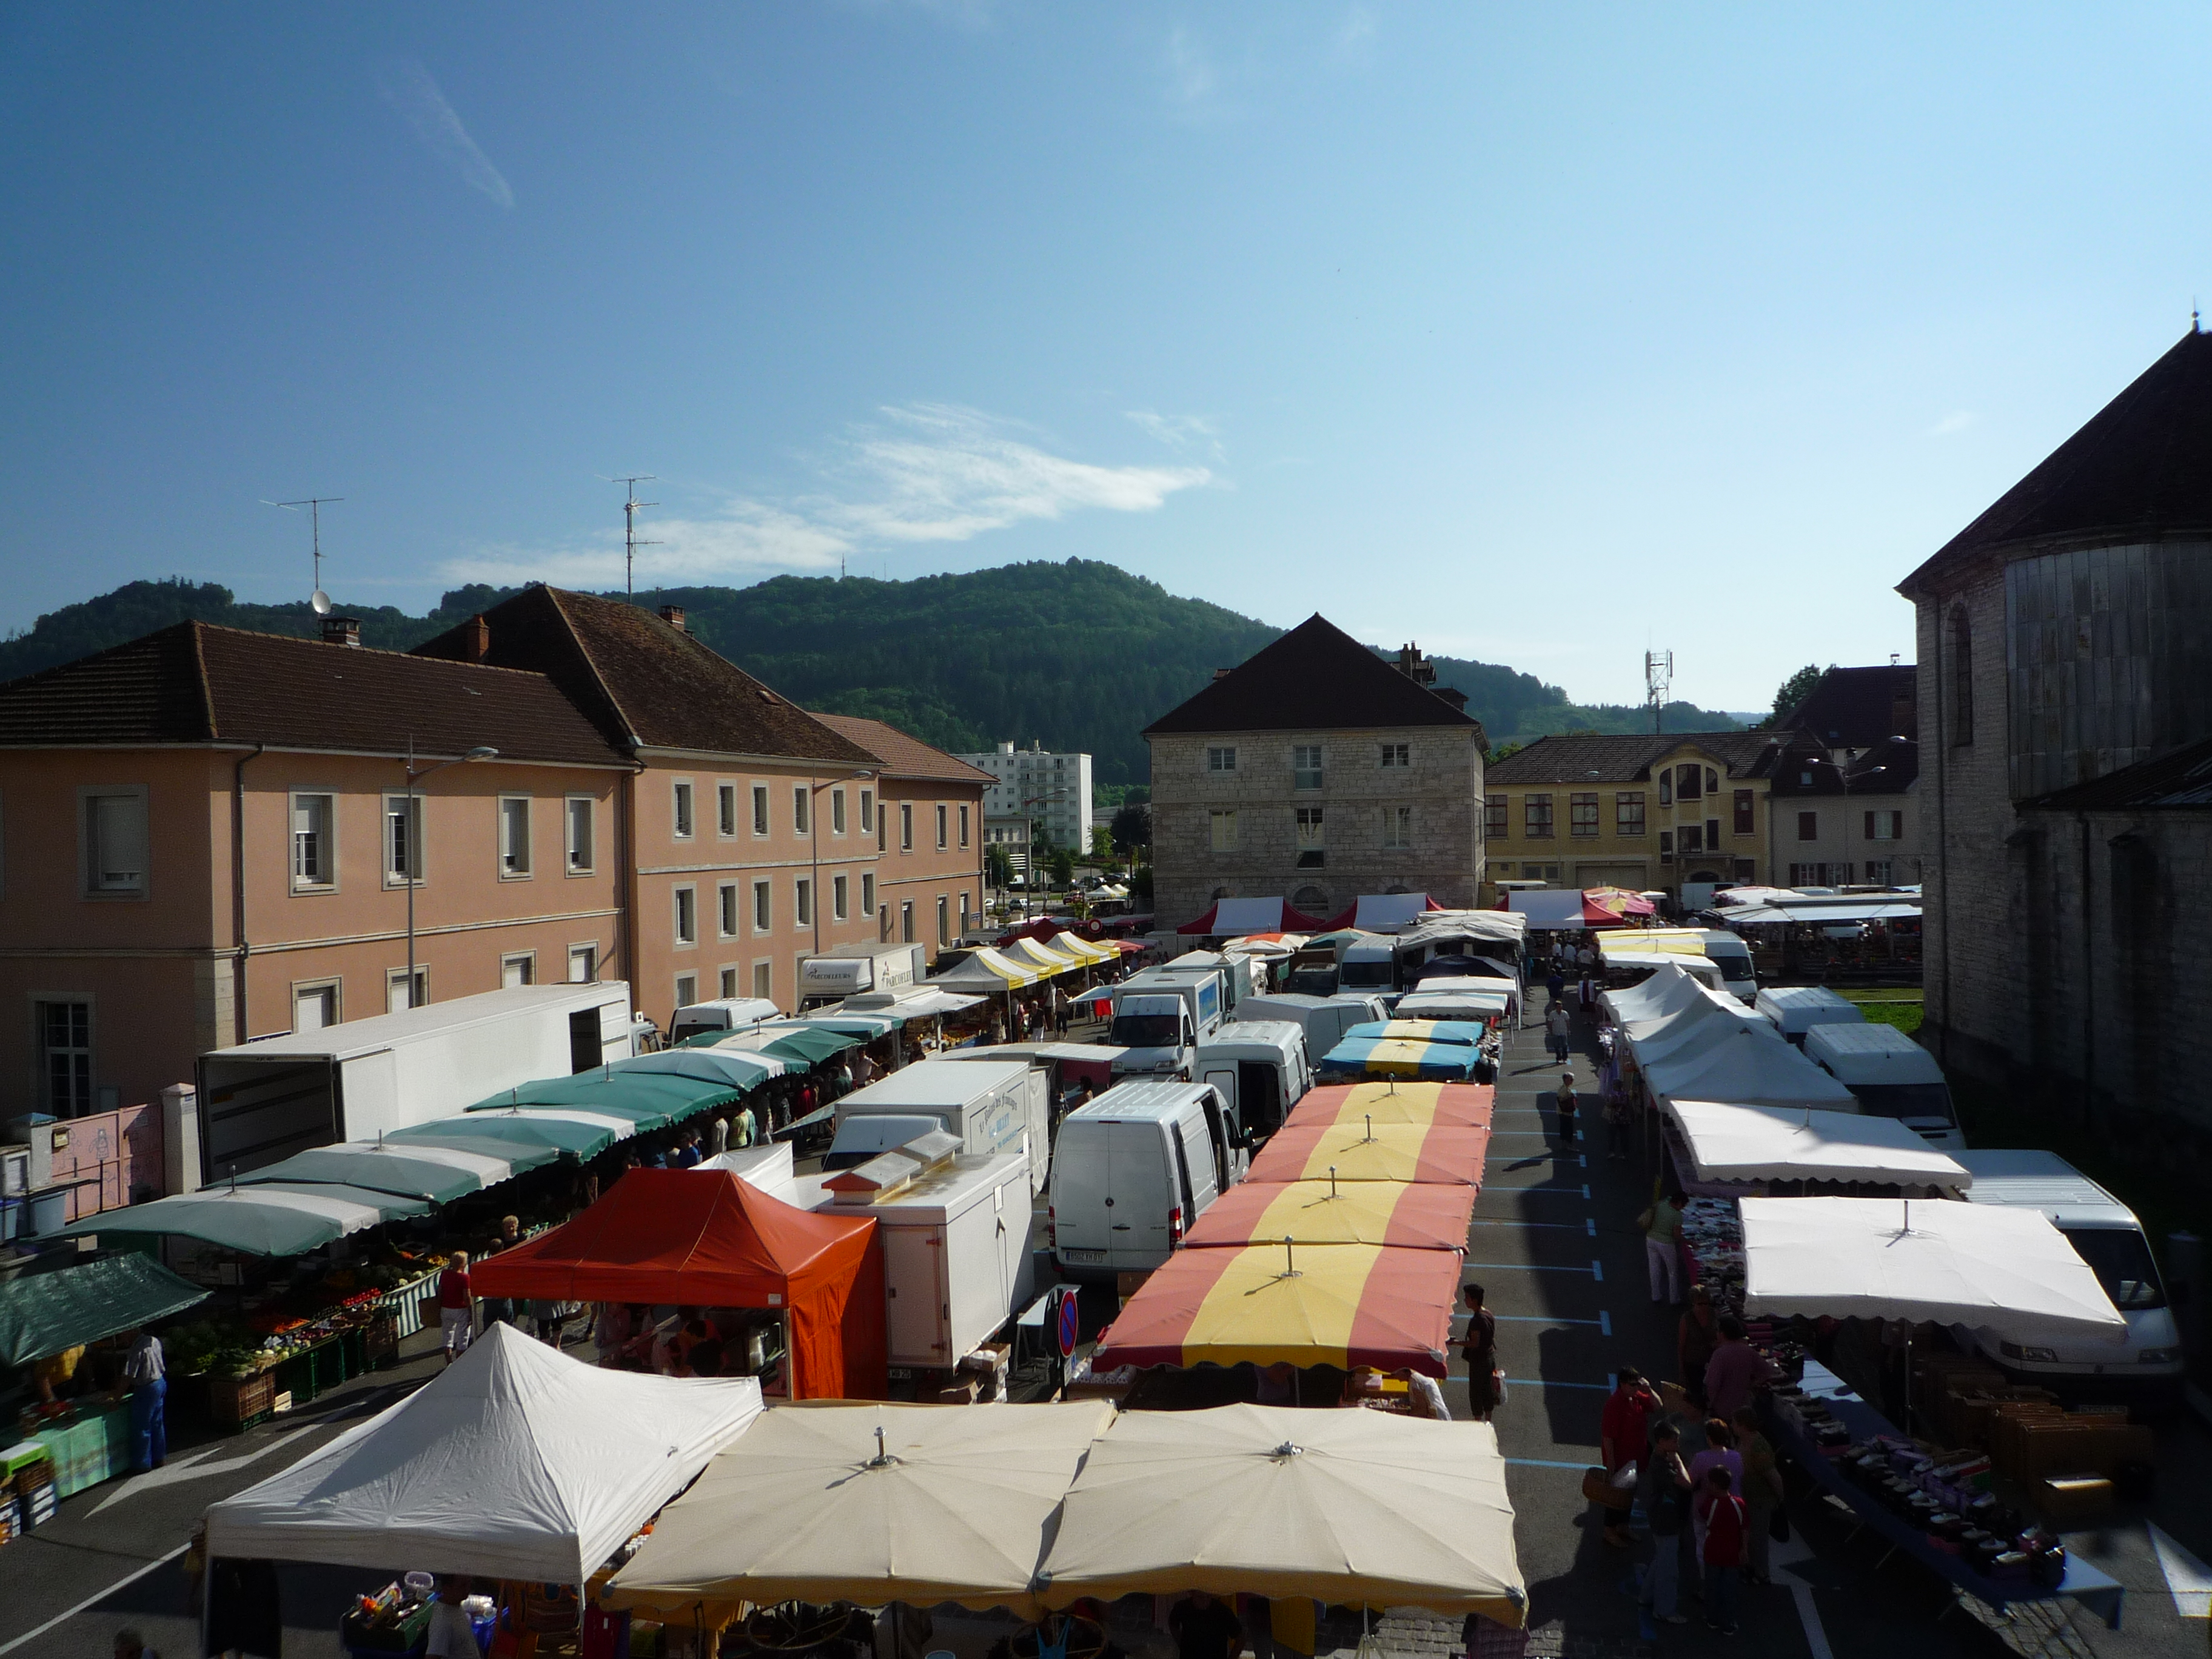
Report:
1335,5,1376,57
1926,410,1977,438
446,405,1212,587
1126,409,1224,462
374,60,514,210
1162,26,1216,107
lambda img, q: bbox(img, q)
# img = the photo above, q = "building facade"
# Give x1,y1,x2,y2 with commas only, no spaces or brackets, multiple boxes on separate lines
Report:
1144,620,1484,927
1482,732,1783,898
1899,327,2212,1126
815,716,990,957
1763,734,1920,888
957,742,1094,851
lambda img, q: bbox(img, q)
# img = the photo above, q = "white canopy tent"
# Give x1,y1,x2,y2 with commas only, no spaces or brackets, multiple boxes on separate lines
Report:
1501,890,1592,929
1721,898,1922,925
1598,961,1706,1028
1738,1196,2127,1343
1624,986,1777,1070
1642,1029,1857,1111
1396,910,1527,950
1397,981,1518,1023
203,1323,763,1584
1663,1100,1970,1191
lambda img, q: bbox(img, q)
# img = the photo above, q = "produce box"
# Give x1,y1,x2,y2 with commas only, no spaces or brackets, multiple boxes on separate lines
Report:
210,1370,275,1427
2034,1473,2114,1526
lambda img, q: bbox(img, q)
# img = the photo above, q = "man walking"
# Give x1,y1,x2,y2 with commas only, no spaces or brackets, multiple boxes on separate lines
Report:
1637,1421,1693,1629
119,1327,166,1472
1598,1366,1660,1548
1697,1467,1748,1635
1553,1072,1580,1147
1546,1001,1572,1064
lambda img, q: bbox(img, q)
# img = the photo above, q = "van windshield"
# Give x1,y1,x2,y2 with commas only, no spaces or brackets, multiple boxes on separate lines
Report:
1716,960,1755,984
2059,1226,2166,1310
668,1021,719,1044
1110,1013,1183,1048
1847,1083,1956,1127
1340,962,1391,988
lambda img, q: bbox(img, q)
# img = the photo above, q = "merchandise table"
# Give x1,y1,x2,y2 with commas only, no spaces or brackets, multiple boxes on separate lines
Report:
1774,1361,2124,1631
28,1399,133,1497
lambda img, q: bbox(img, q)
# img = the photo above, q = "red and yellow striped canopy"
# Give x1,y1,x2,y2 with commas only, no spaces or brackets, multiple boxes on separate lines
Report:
1248,1118,1489,1186
1185,1179,1475,1252
1090,1241,1460,1375
1287,1081,1493,1132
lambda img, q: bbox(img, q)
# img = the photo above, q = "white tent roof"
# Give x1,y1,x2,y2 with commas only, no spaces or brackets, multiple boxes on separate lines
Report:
1739,1196,2127,1342
1625,985,1775,1069
1503,890,1590,928
203,1323,763,1583
1598,961,1703,1028
1397,985,1515,1021
1663,1100,1970,1190
1205,897,1298,934
1396,910,1526,948
1641,1028,1858,1111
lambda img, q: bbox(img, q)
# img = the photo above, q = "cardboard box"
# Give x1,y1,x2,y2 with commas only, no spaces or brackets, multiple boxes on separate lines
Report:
2034,1474,2114,1525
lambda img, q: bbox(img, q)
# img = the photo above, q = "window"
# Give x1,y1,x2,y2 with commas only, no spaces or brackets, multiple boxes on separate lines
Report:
1379,743,1410,768
900,804,914,851
674,885,697,946
1658,773,1672,806
675,973,698,1009
1706,816,1721,851
1659,830,1674,861
1292,883,1331,914
78,788,148,897
387,967,426,1013
752,784,769,837
1523,794,1553,839
937,895,949,943
1733,858,1757,882
834,874,849,921
383,794,421,884
1293,745,1323,791
720,967,740,999
1569,793,1599,837
753,961,773,1000
1677,764,1703,801
1865,859,1894,884
862,872,876,914
566,797,595,873
1384,805,1413,850
568,944,599,983
500,953,535,988
1295,806,1326,867
860,788,874,833
1950,606,1974,746
39,1000,91,1116
718,782,738,837
958,804,970,847
1210,809,1238,852
900,900,915,943
1207,746,1238,773
286,792,335,890
719,882,739,937
796,879,813,928
832,788,847,836
752,880,772,933
1797,811,1819,842
936,804,948,849
1484,795,1508,839
1734,789,1755,836
1616,793,1645,836
293,982,338,1031
959,891,971,932
498,797,532,877
672,781,695,839
794,786,810,836
1865,809,1903,841
1680,823,1704,853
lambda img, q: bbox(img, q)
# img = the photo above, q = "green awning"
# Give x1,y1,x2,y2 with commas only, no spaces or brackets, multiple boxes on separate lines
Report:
392,1111,631,1162
56,1184,401,1256
247,1182,434,1223
759,1028,861,1067
0,1254,210,1367
464,1070,739,1129
236,1143,542,1204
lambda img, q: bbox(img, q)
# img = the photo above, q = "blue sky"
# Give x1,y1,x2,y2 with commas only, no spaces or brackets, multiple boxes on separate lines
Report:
3,4,2208,711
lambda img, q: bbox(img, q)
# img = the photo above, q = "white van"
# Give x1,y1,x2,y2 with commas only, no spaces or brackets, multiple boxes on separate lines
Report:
1231,993,1386,1064
828,1059,1051,1194
1803,1023,1962,1150
1755,986,1865,1047
668,997,783,1045
1338,941,1396,995
1195,1021,1312,1138
1050,1081,1244,1283
1700,931,1758,1004
1956,1150,2184,1408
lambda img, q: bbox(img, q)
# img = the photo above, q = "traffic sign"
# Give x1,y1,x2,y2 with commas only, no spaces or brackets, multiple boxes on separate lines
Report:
1055,1286,1081,1358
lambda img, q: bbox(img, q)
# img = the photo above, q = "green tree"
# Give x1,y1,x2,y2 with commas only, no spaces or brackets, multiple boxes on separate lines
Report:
1110,802,1151,857
1758,663,1831,729
1088,824,1113,862
1047,845,1076,887
985,843,1014,886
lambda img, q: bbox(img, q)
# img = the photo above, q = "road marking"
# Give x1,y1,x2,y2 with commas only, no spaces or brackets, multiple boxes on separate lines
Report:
1503,1377,1609,1390
1601,1309,1612,1336
1486,1313,1606,1327
1472,1182,1588,1198
1503,1457,1595,1471
1468,1218,1591,1230
85,1421,318,1517
0,1543,190,1657
2151,1521,2212,1617
1772,1535,1834,1659
1592,1258,1604,1281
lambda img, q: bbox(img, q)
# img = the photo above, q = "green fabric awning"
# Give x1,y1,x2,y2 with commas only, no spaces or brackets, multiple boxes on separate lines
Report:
759,1028,861,1067
0,1254,210,1367
56,1184,402,1256
392,1111,631,1162
464,1070,740,1129
247,1182,434,1223
236,1144,544,1204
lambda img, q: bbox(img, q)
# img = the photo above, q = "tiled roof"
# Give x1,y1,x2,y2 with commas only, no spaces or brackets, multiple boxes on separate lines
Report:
1484,731,1784,786
415,586,877,766
1780,665,1918,746
1142,615,1480,738
0,622,623,766
2025,734,2212,811
1902,330,2212,595
810,713,994,785
1765,734,1920,798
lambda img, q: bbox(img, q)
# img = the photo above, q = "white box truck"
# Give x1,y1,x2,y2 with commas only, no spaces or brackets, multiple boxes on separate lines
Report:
798,943,927,1010
668,997,783,1045
1803,1022,1962,1149
1232,993,1387,1062
825,1059,1051,1194
1106,967,1227,1078
195,983,637,1178
1755,986,1865,1047
823,1137,1035,1392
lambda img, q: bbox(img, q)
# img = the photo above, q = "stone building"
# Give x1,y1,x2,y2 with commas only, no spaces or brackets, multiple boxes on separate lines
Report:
1897,326,2212,1124
1143,617,1484,928
1758,668,1922,886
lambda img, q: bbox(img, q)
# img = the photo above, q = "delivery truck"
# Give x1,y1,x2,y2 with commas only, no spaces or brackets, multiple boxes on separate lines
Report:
797,942,928,1010
1194,1021,1312,1138
196,983,637,1178
825,1058,1051,1194
1803,1021,1961,1149
1050,1081,1244,1283
1106,965,1228,1078
668,997,783,1045
1232,993,1388,1060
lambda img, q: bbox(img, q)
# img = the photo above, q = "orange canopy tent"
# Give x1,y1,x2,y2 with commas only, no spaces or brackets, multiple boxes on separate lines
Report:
1185,1179,1474,1253
1286,1081,1493,1132
1247,1119,1489,1187
1090,1241,1459,1376
468,1170,886,1401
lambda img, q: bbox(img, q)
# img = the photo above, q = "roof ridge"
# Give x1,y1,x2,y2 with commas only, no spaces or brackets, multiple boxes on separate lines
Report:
187,617,575,683
539,586,645,749
186,619,218,741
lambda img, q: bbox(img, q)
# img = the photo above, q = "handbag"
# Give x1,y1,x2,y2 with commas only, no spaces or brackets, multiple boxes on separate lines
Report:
1492,1369,1507,1405
1581,1466,1635,1512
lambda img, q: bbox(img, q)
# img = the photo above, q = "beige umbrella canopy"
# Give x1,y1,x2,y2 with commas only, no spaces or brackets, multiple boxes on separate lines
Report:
1037,1404,1526,1626
608,1401,1115,1620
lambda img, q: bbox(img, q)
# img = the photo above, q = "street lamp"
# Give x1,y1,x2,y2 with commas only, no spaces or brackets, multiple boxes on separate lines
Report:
1019,786,1076,921
402,741,498,1010
811,770,875,954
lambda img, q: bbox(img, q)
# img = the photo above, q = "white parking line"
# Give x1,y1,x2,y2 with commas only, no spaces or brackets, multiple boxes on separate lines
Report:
0,1543,189,1657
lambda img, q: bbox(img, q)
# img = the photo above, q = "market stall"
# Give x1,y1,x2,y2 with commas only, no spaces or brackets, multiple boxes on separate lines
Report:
1596,959,1706,1028
1640,1029,1860,1112
1317,894,1447,933
466,1169,887,1400
617,1045,786,1092
1318,1024,1488,1083
930,947,1043,994
1247,1119,1488,1186
1395,980,1517,1025
391,1107,640,1162
1184,1179,1475,1252
608,1401,1116,1620
1661,1099,1971,1196
466,1068,743,1127
1089,1241,1459,1375
1004,937,1085,978
55,1182,421,1255
232,1139,546,1204
1175,897,1329,936
1036,1403,1525,1624
1285,1081,1493,1131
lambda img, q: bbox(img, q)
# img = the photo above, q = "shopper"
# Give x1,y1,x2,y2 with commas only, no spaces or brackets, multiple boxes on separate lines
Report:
1687,1418,1742,1563
1704,1316,1774,1423
423,1578,480,1659
1598,1367,1661,1547
1641,1188,1685,1304
1734,1407,1785,1586
1677,1286,1719,1411
709,1113,731,1157
1167,1591,1241,1659
1637,1421,1692,1627
1696,1467,1748,1635
1460,1282,1499,1422
437,1251,475,1363
1545,1002,1572,1063
118,1327,167,1472
592,1301,634,1369
1553,1073,1580,1146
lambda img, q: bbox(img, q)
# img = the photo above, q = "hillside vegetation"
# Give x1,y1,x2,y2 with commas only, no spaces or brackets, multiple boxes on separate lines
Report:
0,561,1740,785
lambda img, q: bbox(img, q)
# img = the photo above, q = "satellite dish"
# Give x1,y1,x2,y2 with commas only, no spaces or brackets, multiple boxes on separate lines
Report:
310,590,332,616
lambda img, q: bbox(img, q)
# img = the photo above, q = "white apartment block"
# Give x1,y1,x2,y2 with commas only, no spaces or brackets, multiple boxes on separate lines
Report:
958,741,1094,851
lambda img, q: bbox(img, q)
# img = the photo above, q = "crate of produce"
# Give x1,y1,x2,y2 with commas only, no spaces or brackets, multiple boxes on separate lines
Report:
363,1314,399,1367
0,1494,19,1546
210,1370,275,1426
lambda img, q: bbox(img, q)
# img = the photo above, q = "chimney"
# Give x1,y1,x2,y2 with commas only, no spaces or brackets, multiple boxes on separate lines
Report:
321,616,362,649
1393,643,1436,686
658,604,686,633
461,615,491,663
1212,667,1233,682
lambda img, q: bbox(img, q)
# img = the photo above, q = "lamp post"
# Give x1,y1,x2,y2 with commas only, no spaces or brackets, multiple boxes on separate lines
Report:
1019,786,1074,921
403,740,498,1010
810,769,876,954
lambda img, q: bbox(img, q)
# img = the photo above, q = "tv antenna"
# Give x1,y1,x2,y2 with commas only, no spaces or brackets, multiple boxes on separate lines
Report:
1644,649,1674,734
263,497,343,614
606,476,659,603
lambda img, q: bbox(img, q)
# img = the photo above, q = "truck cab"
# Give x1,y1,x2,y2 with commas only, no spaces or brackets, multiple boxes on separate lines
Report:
669,997,783,1046
1107,967,1225,1079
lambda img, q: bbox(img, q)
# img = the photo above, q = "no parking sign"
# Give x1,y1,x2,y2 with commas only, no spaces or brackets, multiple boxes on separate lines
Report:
1054,1286,1081,1358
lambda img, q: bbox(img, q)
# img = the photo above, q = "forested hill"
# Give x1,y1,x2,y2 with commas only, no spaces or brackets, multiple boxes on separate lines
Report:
0,563,1740,785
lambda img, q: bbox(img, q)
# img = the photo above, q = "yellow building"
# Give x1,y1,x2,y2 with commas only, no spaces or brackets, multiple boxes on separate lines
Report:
1481,732,1783,899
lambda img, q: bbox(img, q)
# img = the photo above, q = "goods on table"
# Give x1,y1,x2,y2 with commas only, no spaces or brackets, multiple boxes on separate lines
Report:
1677,1196,1745,1309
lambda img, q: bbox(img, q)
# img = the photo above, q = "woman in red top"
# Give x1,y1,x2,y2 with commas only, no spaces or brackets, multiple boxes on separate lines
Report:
1695,1466,1747,1635
436,1251,474,1364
